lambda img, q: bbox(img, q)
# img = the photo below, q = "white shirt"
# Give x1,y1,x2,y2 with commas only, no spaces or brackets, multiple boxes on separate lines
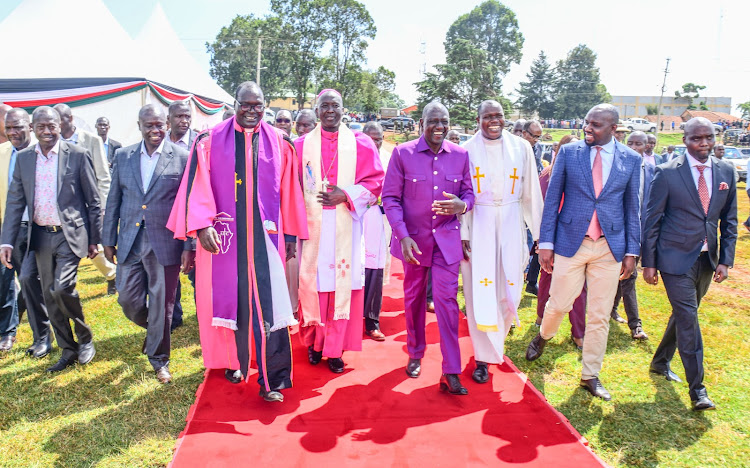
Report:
590,138,615,184
686,151,712,251
169,130,190,151
140,140,165,192
643,154,656,166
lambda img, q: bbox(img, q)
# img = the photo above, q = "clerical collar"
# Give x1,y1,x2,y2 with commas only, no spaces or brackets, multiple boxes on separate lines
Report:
321,127,339,139
232,118,261,134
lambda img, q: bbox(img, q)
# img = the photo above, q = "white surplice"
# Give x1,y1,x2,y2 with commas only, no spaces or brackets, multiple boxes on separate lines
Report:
363,148,392,279
460,130,543,363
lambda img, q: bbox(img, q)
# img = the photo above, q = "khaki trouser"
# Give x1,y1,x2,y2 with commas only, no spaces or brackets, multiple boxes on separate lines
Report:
540,237,622,380
91,245,116,281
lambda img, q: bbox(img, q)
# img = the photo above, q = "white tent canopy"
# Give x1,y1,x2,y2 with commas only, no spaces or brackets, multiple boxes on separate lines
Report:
0,0,231,144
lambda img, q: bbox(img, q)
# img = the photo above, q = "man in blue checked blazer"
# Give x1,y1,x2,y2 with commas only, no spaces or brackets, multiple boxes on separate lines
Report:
103,104,195,384
525,104,641,402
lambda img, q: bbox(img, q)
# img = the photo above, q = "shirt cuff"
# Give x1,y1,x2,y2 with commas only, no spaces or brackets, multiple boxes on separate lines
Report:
284,234,297,243
0,244,12,250
625,253,638,257
538,242,554,250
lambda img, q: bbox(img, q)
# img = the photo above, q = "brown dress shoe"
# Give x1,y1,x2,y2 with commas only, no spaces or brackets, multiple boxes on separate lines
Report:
525,334,549,361
366,329,386,341
0,335,16,351
580,377,611,401
155,366,172,384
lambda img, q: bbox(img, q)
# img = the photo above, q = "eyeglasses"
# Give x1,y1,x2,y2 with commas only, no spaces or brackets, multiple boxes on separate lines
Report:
276,118,291,124
236,101,264,112
529,133,542,140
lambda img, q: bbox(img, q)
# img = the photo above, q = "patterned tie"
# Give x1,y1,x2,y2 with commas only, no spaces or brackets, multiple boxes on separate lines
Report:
696,165,709,215
586,146,604,240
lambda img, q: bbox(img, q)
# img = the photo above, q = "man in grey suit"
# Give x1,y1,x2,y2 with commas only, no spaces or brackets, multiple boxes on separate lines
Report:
166,100,198,331
103,104,195,383
54,104,117,295
643,117,737,411
95,117,122,171
0,106,101,373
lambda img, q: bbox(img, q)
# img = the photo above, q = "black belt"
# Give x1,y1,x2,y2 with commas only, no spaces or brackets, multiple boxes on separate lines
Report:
20,221,28,227
33,223,62,233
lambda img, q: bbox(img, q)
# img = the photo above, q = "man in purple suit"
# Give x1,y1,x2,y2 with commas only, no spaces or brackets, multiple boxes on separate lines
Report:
382,102,475,395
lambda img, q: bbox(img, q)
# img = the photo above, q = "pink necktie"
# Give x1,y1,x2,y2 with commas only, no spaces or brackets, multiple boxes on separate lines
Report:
586,146,603,240
696,165,709,214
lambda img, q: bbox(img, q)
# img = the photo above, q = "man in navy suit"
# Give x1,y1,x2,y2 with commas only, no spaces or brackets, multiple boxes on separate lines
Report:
526,104,641,401
642,117,737,411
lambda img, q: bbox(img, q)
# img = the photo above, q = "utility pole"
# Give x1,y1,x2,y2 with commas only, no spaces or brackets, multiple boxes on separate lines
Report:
256,37,262,85
655,57,671,138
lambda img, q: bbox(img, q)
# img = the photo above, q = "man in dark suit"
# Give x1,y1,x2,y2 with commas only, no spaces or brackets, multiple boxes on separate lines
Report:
642,117,737,411
166,100,198,332
644,134,664,165
526,104,641,401
521,120,544,296
104,104,195,383
96,117,122,172
0,106,101,373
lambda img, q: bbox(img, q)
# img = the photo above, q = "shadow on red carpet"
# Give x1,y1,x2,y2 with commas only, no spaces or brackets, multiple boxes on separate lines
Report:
170,260,606,467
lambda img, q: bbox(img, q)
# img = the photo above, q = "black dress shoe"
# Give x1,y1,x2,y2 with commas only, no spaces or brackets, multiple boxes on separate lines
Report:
307,346,322,365
107,279,117,295
0,335,16,351
259,388,284,402
47,357,75,373
571,335,583,351
692,395,716,411
472,362,489,384
440,374,468,395
649,365,682,383
33,342,53,359
77,342,96,365
406,358,421,378
155,366,172,384
328,357,345,373
610,311,626,323
579,377,611,401
525,334,549,361
525,283,538,296
170,319,183,333
224,369,243,383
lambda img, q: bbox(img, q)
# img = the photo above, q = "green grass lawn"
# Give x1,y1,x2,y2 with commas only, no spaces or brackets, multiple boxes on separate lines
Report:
1,187,748,466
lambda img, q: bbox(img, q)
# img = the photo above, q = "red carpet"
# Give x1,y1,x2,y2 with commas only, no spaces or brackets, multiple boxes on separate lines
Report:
170,261,606,467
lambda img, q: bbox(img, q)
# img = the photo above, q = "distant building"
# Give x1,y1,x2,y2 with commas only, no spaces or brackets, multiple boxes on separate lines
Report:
267,90,316,112
610,95,731,119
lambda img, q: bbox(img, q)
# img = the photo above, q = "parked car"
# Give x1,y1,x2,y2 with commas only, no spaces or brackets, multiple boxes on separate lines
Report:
673,145,687,158
740,148,750,158
623,118,656,133
378,119,395,130
348,122,362,131
391,116,415,131
720,146,746,182
263,108,275,124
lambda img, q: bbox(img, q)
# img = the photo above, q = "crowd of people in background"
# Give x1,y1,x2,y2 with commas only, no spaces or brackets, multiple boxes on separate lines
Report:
0,82,739,412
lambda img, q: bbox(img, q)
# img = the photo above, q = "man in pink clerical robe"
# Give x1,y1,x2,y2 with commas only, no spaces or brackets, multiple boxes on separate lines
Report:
295,89,384,374
168,82,308,402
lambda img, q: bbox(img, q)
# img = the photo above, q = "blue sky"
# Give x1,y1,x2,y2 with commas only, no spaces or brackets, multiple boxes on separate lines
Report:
2,0,748,114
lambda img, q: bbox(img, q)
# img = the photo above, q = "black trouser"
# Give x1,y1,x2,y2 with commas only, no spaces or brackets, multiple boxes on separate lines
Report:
611,268,642,330
172,269,196,327
364,268,384,331
526,252,541,286
33,226,91,361
12,223,50,344
652,253,713,400
0,263,17,338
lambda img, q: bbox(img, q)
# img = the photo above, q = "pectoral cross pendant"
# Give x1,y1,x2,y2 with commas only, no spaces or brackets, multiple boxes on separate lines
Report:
322,178,329,191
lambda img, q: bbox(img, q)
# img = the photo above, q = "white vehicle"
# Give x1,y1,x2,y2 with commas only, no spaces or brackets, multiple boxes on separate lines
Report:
623,118,656,133
721,146,746,182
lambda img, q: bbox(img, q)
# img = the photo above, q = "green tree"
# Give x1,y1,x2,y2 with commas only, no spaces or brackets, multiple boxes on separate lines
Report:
318,0,377,101
738,101,750,120
270,0,328,109
674,82,706,110
445,0,523,91
515,51,555,118
207,15,288,100
646,104,658,115
552,44,610,119
339,66,402,113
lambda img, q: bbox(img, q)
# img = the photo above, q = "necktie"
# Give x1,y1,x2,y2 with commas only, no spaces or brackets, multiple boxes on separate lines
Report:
586,146,603,240
696,165,709,214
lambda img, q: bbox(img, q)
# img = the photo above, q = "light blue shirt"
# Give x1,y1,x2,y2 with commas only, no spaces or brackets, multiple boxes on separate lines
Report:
140,140,165,192
590,137,615,185
8,147,17,186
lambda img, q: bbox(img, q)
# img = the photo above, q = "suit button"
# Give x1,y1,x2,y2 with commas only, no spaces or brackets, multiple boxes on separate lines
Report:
135,222,140,227
413,179,417,182
433,171,438,175
142,205,147,209
432,215,436,219
434,157,438,160
434,186,438,190
432,229,436,233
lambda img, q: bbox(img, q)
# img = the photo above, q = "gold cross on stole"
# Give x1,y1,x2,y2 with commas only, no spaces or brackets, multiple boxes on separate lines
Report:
509,168,519,195
473,167,486,194
480,278,493,287
235,172,243,202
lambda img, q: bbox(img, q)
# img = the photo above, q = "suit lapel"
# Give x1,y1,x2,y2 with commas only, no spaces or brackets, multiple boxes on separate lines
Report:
145,142,174,194
130,144,144,194
677,156,704,213
577,144,596,196
707,157,722,217
57,141,70,196
600,142,623,197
